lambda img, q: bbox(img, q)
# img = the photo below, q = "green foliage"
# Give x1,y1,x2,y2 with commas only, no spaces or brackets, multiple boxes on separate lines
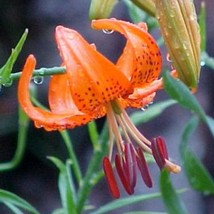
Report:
0,189,39,214
0,29,28,86
90,192,162,214
49,157,78,214
131,99,176,125
159,170,188,214
180,117,214,194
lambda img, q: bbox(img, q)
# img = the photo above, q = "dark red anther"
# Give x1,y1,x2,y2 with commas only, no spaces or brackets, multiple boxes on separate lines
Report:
115,154,134,195
136,147,153,188
151,136,168,170
103,156,120,199
123,143,137,189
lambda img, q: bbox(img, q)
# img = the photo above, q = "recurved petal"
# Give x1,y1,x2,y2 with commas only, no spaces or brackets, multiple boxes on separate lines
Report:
55,25,132,114
119,93,156,109
92,19,162,87
119,78,163,108
18,55,94,131
49,72,105,118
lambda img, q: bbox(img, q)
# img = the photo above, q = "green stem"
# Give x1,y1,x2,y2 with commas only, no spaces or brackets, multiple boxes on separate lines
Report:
31,93,82,184
76,123,108,213
201,52,214,70
87,121,99,150
10,66,65,81
59,130,83,183
0,106,29,171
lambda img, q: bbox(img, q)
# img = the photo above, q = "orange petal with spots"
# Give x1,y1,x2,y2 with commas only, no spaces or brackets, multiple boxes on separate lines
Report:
119,92,156,109
55,26,132,114
119,78,163,108
49,72,106,118
92,19,162,87
18,55,95,131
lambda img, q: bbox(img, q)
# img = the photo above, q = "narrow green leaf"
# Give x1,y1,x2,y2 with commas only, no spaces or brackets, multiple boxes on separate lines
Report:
124,0,147,23
163,71,206,121
160,170,188,214
180,117,214,194
52,208,64,214
0,29,28,85
90,193,162,214
131,99,176,125
123,0,157,28
48,157,65,171
0,189,39,214
164,73,214,138
180,116,199,153
125,212,167,214
48,157,77,214
183,150,214,194
205,116,214,137
4,202,24,214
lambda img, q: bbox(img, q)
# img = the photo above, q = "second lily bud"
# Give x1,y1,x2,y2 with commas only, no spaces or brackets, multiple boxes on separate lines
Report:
155,0,201,89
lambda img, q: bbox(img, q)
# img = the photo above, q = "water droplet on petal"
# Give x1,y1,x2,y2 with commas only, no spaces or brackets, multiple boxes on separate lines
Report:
33,76,44,84
102,29,114,34
166,54,172,62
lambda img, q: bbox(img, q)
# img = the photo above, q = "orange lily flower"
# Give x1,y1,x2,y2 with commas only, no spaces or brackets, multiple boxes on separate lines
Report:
18,19,180,198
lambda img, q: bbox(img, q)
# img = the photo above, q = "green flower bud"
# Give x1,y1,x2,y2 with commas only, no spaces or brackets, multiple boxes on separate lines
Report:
131,0,156,17
155,0,201,89
89,0,118,20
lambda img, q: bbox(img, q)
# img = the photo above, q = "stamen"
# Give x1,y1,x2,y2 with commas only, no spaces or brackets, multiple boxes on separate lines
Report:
124,144,137,189
106,103,124,155
116,115,132,144
115,154,134,195
107,125,114,160
103,157,120,199
151,136,168,170
119,111,151,153
121,108,151,146
152,137,181,174
136,147,153,188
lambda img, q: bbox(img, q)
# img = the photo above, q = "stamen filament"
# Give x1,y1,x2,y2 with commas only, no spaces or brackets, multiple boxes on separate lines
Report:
116,115,132,144
119,113,152,154
107,126,114,160
106,103,124,155
121,108,151,146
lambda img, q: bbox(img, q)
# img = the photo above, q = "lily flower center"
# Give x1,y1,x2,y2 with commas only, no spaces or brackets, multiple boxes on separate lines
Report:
103,99,181,198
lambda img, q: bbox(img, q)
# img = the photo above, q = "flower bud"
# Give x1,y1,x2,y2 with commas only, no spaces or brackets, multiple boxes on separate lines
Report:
155,0,201,89
131,0,156,17
89,0,118,20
